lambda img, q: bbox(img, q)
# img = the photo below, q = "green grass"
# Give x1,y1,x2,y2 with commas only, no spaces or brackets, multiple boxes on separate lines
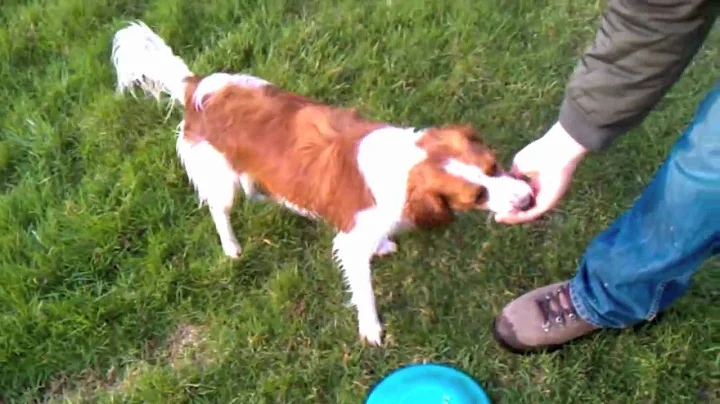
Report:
1,0,718,402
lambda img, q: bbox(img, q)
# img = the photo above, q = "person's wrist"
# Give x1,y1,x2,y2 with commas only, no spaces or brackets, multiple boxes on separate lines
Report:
541,121,588,165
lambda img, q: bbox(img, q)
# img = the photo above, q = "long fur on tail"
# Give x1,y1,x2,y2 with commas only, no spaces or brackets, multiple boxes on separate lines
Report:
111,21,192,105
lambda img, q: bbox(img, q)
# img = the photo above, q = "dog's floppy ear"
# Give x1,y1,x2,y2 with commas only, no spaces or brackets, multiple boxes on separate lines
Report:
417,125,482,153
406,160,488,227
405,161,456,228
405,186,454,229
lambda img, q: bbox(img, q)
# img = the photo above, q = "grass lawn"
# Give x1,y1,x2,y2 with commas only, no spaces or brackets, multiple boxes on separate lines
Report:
1,0,719,402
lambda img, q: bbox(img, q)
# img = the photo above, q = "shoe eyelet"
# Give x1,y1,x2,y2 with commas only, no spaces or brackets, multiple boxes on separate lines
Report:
568,313,577,321
555,316,564,324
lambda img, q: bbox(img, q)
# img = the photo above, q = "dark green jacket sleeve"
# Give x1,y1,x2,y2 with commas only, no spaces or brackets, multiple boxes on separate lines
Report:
559,0,718,151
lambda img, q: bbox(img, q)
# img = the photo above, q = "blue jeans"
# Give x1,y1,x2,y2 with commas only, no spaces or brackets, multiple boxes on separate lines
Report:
569,81,720,328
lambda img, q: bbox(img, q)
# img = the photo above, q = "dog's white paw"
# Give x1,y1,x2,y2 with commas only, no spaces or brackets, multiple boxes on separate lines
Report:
374,239,397,257
222,241,242,259
359,319,383,346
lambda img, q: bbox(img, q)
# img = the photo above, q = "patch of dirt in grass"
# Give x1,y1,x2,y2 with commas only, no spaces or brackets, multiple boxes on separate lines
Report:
43,367,118,403
165,323,212,368
42,323,212,401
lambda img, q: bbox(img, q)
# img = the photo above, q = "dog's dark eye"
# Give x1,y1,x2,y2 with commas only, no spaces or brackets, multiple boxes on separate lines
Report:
475,187,488,204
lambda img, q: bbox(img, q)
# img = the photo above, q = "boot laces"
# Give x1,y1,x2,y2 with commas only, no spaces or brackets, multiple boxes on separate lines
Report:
536,284,578,332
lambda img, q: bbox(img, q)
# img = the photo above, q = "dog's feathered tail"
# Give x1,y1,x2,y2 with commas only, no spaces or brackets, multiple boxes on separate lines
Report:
111,21,192,106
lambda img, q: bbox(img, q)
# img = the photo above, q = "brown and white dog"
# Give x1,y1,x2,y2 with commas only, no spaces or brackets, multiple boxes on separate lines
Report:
111,21,533,345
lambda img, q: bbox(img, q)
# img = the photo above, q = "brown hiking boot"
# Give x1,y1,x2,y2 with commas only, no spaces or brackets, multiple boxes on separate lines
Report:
492,281,600,354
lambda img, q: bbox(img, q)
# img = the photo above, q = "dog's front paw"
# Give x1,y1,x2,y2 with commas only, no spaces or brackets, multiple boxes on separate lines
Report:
374,239,397,257
359,319,383,346
222,241,242,259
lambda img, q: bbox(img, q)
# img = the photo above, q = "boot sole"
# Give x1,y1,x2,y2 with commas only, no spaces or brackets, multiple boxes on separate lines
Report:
491,312,667,355
490,318,565,355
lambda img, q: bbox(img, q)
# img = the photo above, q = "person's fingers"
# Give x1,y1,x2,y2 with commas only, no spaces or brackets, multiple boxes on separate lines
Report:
508,163,522,176
510,147,541,175
495,182,558,224
509,162,538,178
508,162,540,192
495,198,553,223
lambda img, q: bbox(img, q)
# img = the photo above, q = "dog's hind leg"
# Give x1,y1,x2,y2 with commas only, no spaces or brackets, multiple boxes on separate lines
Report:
176,121,242,258
239,173,267,202
374,237,397,257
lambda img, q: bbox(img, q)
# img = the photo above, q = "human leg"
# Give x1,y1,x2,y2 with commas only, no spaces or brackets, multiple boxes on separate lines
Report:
493,81,720,353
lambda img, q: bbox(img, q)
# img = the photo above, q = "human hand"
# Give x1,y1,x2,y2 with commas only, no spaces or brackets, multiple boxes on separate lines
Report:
494,122,588,224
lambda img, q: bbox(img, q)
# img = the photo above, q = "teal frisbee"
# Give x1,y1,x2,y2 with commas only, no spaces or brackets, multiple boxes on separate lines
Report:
364,363,491,404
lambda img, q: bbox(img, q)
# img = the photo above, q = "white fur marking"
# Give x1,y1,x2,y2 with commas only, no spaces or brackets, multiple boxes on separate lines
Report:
375,237,397,257
175,121,243,257
193,73,271,110
239,172,270,202
276,198,319,218
443,159,533,215
328,127,428,345
356,127,428,227
238,173,255,197
111,21,192,105
332,215,385,346
210,206,242,258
